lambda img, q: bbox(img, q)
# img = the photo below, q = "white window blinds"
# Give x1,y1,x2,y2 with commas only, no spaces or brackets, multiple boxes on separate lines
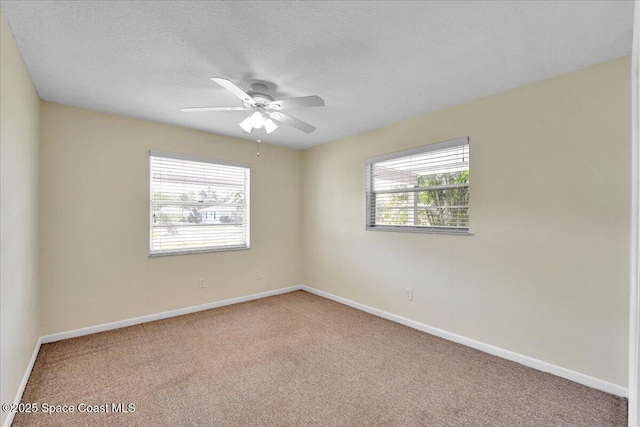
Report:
150,151,250,256
365,137,469,233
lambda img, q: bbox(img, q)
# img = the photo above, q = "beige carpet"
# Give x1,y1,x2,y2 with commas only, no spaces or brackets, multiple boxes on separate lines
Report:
14,290,626,426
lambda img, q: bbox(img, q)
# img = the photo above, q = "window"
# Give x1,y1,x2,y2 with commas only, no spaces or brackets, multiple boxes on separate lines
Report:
149,151,250,256
365,137,469,234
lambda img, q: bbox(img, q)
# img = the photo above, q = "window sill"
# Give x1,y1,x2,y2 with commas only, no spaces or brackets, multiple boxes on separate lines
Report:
365,226,471,236
149,246,250,257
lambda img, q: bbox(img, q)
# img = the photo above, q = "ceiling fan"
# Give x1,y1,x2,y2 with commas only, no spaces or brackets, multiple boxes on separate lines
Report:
181,78,324,135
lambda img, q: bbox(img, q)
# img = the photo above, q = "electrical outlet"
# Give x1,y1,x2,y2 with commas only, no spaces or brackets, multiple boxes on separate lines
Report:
256,270,263,280
198,278,206,289
405,288,413,301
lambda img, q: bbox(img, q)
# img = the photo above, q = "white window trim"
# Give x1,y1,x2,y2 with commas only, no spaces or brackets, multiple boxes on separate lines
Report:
149,150,251,257
150,150,250,169
365,137,470,235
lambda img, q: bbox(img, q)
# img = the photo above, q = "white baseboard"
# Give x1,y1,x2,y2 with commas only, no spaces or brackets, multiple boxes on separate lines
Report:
41,285,302,344
3,337,42,427
300,285,628,398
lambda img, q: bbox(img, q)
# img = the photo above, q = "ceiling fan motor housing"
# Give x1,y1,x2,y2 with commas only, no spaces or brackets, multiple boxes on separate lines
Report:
246,83,274,107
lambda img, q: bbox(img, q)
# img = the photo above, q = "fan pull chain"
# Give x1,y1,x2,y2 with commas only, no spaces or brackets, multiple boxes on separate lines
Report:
257,139,261,157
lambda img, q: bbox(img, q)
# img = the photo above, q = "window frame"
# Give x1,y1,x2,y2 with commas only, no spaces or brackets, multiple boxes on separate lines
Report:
365,137,470,235
149,150,251,257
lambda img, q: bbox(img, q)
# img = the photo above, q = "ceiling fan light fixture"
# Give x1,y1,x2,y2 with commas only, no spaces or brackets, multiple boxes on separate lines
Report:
239,115,253,133
250,111,265,128
264,118,278,134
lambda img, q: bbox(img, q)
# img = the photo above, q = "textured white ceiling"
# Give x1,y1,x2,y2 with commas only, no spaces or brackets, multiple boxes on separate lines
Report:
0,1,634,149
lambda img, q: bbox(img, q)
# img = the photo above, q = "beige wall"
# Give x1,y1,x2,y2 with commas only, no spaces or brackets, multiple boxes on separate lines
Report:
39,103,303,335
0,12,41,426
302,56,631,386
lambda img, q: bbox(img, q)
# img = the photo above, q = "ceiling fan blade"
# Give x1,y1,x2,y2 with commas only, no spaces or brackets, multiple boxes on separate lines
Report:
181,106,248,112
269,112,316,133
267,95,325,110
211,77,256,105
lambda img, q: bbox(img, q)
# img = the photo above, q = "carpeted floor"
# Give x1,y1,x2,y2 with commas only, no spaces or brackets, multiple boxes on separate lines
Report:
13,290,626,426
